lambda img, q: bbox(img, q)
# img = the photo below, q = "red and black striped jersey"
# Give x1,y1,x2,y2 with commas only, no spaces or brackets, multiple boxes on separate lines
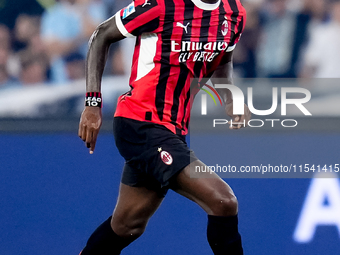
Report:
114,0,246,135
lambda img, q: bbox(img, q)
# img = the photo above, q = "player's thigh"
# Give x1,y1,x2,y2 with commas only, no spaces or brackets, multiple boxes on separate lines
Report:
171,160,238,216
111,183,164,237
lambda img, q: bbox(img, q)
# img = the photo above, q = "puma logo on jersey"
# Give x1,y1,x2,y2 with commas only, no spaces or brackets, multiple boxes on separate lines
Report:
176,22,190,33
142,0,151,7
221,20,228,36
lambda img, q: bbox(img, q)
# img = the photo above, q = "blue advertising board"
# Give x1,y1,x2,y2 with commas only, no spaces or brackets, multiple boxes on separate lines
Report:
0,133,339,255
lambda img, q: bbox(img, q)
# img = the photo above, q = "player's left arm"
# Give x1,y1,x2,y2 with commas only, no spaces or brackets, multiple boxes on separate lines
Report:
211,51,251,129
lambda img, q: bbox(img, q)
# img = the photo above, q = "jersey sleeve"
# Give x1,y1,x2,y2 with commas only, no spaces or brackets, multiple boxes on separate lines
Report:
226,7,246,52
115,0,162,38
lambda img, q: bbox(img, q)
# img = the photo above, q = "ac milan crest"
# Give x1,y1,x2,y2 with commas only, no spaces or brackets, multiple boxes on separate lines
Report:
160,151,173,165
221,20,228,36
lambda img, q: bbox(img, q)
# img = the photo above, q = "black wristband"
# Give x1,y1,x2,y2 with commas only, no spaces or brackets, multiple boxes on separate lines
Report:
85,92,102,108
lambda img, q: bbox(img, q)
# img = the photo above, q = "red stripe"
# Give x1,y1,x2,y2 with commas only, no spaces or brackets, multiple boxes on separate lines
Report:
192,5,203,42
209,8,219,43
154,0,165,64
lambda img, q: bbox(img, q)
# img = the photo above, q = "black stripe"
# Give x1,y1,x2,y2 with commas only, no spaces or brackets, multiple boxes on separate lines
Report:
170,0,194,127
193,10,212,78
228,0,239,40
181,0,195,39
145,111,152,121
217,0,225,41
132,18,160,35
182,88,191,131
206,2,225,74
181,79,199,130
155,0,175,121
230,17,243,46
182,0,195,41
170,67,189,125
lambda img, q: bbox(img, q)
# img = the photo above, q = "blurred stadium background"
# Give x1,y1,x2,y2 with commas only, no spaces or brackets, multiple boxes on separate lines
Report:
1,0,340,254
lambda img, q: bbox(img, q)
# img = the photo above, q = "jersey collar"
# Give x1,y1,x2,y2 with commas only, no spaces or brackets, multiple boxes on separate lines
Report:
190,0,221,10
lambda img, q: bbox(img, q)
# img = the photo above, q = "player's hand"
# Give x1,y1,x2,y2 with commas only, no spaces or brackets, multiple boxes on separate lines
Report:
78,107,102,154
225,102,251,129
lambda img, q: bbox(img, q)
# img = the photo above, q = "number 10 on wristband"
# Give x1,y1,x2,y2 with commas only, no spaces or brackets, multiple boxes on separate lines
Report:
85,92,102,108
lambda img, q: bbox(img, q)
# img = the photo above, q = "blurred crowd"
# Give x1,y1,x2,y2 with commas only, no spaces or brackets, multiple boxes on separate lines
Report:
0,0,130,89
1,0,340,90
234,0,340,79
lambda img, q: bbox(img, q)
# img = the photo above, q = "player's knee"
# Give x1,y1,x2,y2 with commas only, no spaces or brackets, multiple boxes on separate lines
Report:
111,218,146,239
210,193,238,216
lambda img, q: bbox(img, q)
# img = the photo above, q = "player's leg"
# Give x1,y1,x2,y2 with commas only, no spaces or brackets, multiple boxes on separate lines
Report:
111,183,164,238
80,183,163,255
171,159,243,255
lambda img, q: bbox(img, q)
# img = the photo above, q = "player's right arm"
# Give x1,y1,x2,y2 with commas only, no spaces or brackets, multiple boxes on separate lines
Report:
78,15,125,154
79,0,162,153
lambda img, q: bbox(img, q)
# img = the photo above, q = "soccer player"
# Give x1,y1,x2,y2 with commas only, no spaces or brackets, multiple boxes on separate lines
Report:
78,0,250,254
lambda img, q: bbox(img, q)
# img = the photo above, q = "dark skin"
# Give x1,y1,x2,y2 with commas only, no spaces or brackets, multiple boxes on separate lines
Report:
78,13,251,240
212,52,252,129
78,15,124,153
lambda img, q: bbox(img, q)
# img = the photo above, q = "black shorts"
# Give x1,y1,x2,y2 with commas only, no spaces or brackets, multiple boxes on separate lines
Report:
113,117,198,197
